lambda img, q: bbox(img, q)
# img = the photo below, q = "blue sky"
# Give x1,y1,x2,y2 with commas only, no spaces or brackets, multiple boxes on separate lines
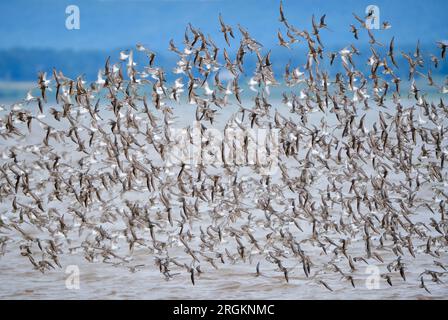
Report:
0,0,447,50
0,0,447,83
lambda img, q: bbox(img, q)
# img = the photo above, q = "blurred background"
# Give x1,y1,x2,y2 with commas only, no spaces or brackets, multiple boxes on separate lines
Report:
0,0,447,99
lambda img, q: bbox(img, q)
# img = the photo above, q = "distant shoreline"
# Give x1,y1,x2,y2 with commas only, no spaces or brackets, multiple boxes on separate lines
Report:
0,81,34,100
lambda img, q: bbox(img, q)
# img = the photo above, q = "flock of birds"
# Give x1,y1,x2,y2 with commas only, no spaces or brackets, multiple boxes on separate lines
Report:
0,2,448,296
